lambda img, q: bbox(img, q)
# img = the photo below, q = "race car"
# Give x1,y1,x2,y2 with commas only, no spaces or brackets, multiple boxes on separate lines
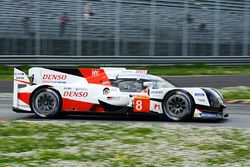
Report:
13,67,228,121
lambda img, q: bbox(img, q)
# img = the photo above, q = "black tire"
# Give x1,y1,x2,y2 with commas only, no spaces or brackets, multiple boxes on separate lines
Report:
30,88,62,118
162,90,194,121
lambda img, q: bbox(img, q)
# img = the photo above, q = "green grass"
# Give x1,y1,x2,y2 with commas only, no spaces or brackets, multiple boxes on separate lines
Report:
0,75,13,80
0,121,250,166
1,65,250,80
220,86,250,99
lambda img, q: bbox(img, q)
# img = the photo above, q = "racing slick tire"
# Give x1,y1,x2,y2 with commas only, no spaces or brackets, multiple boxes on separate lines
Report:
30,88,62,118
162,90,195,121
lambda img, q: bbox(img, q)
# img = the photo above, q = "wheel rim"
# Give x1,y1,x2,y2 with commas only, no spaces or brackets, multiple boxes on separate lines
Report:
34,91,58,116
164,94,191,119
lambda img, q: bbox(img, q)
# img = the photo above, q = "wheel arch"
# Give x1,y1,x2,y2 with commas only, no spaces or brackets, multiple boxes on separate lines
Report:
163,89,195,103
29,85,62,106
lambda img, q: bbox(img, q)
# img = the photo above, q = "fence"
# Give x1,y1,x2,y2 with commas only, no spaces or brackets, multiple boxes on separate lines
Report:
1,0,250,65
1,55,250,66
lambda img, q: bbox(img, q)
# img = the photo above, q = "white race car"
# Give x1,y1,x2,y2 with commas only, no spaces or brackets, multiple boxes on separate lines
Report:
13,67,228,121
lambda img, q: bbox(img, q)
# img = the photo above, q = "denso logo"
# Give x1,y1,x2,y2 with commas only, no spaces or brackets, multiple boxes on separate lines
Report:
43,74,67,80
63,91,88,98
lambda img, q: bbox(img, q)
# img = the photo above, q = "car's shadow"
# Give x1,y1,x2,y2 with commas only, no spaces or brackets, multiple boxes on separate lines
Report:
17,113,227,124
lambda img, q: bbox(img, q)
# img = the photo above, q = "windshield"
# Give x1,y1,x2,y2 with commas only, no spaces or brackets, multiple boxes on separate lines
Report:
118,80,143,92
151,79,175,89
113,74,175,91
144,74,175,88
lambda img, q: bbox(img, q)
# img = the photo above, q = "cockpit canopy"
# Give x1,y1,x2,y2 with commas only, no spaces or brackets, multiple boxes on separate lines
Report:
101,67,175,92
111,74,175,92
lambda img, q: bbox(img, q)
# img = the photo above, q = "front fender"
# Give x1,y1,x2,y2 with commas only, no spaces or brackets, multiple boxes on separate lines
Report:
180,88,210,107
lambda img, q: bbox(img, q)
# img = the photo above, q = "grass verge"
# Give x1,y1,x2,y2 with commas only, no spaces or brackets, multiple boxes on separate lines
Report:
1,65,250,80
0,121,250,166
220,86,250,99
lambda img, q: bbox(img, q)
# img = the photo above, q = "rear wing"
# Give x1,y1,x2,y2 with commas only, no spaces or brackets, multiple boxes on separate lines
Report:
13,68,30,108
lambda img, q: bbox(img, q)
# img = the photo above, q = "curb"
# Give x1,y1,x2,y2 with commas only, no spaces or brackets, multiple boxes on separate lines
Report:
0,118,11,122
224,99,250,104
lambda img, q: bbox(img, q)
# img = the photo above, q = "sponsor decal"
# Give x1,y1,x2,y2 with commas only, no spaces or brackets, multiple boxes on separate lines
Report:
107,96,120,100
195,93,205,96
63,91,88,98
135,70,148,74
118,73,155,80
43,80,66,84
197,99,206,103
151,90,163,94
199,112,218,118
15,76,25,80
64,87,72,90
154,104,161,110
14,72,24,76
43,74,67,80
92,70,99,76
14,72,26,81
75,88,88,91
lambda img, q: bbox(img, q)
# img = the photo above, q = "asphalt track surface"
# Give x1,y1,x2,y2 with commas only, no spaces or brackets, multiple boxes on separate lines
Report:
166,75,250,88
1,97,250,128
1,75,250,93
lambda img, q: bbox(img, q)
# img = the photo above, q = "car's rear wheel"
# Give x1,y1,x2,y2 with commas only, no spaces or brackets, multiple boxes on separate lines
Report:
162,90,194,121
31,88,61,118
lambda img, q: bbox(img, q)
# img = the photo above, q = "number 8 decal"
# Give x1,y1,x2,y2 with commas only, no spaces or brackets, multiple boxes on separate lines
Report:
133,96,150,112
135,100,143,111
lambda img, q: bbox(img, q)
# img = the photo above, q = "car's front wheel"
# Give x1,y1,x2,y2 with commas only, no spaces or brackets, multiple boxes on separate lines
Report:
162,90,194,121
30,88,61,118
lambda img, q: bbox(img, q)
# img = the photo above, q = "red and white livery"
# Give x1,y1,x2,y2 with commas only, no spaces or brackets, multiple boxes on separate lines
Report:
13,67,228,121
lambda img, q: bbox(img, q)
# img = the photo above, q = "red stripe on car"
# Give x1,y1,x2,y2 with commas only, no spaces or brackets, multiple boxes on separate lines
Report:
15,79,30,85
62,98,104,112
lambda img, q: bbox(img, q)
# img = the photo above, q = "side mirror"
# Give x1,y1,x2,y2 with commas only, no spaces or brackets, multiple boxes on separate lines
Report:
143,82,154,87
